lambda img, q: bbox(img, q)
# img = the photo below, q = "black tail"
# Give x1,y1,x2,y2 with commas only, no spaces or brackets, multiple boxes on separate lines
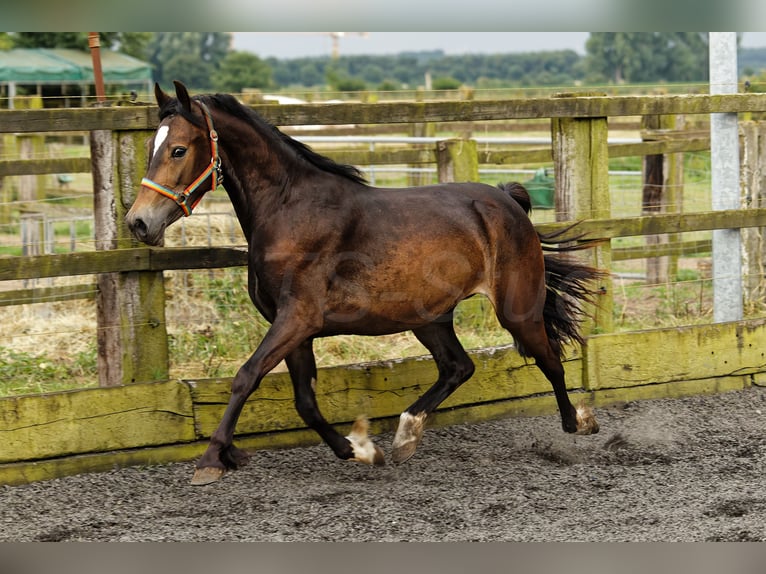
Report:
499,182,607,357
540,254,605,356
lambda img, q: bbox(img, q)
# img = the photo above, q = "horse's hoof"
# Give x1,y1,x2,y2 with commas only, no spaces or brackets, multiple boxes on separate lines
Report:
575,403,599,435
346,415,385,466
190,466,226,486
391,411,428,464
392,440,419,465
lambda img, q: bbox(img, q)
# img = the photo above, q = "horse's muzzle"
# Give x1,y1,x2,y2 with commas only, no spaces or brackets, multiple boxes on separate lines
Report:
126,213,164,246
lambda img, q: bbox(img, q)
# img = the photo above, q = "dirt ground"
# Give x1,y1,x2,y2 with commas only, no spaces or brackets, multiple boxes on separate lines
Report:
2,386,766,542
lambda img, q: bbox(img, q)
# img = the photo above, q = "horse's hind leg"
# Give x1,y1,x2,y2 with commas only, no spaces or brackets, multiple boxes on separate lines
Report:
499,315,598,435
286,340,384,466
392,316,475,464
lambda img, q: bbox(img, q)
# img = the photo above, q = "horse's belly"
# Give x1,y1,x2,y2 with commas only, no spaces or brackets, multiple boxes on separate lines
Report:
321,265,485,335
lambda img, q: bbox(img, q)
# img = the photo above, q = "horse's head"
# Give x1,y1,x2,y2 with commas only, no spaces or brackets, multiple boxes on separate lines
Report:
126,81,222,246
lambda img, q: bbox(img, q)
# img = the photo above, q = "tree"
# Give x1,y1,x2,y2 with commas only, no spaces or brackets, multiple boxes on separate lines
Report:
431,76,462,90
107,33,153,60
12,32,86,49
212,51,272,92
146,33,232,89
584,33,712,84
325,65,367,91
163,52,215,91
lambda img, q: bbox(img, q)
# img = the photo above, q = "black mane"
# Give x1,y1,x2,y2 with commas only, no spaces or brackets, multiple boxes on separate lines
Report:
160,92,367,186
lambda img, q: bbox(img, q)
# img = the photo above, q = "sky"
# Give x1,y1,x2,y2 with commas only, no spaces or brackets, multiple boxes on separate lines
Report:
231,32,766,60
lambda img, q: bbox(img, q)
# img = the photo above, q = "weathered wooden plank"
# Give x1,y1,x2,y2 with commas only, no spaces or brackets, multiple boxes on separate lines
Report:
3,209,766,282
612,239,711,261
329,148,436,166
330,146,550,167
0,247,247,281
0,283,97,306
0,249,147,280
188,345,583,438
584,319,766,390
0,208,764,284
607,136,710,158
260,94,766,126
478,148,553,164
1,93,764,134
148,246,248,271
0,157,92,177
0,380,196,463
0,106,157,133
590,377,750,406
535,208,766,241
0,373,748,486
0,441,208,486
0,391,566,486
0,137,710,181
188,135,712,171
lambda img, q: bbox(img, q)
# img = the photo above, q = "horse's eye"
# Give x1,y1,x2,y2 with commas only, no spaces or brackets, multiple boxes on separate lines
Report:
172,147,187,159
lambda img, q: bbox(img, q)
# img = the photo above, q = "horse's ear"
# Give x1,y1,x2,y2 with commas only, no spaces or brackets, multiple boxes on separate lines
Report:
173,80,193,114
154,82,171,108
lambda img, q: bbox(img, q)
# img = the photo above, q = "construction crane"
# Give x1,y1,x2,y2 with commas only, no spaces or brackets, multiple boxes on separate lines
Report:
252,32,368,59
326,32,368,59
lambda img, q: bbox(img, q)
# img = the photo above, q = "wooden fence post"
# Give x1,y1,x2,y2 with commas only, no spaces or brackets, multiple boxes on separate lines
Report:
92,126,169,387
551,94,613,335
408,122,436,187
641,114,685,284
740,121,766,311
641,114,667,285
435,138,487,326
436,138,478,183
18,135,46,258
663,114,685,282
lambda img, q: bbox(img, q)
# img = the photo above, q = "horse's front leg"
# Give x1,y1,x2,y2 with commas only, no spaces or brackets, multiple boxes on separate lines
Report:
392,319,475,464
285,341,384,466
191,312,318,485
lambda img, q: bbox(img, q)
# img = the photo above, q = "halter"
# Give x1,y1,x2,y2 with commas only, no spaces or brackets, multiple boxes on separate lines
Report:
141,101,223,217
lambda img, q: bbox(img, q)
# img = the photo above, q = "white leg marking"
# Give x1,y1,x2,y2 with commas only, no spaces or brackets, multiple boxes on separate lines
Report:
345,416,385,466
575,402,600,435
391,411,428,464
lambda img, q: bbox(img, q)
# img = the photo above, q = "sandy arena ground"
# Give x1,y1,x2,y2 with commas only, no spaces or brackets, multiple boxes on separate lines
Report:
1,386,765,542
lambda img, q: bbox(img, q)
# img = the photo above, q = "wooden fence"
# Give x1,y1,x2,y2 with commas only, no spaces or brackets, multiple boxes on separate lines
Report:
2,92,766,485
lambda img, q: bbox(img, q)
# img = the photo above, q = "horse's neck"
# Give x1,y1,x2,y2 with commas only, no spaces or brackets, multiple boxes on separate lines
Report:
217,117,361,247
217,124,288,239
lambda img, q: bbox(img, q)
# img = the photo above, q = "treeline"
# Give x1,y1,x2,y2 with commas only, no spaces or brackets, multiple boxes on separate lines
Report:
267,50,587,90
3,33,766,95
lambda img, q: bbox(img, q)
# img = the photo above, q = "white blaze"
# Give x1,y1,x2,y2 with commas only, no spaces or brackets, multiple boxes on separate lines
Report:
153,125,169,156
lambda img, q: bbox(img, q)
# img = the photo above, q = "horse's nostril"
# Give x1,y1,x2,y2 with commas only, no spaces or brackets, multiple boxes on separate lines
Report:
130,217,148,241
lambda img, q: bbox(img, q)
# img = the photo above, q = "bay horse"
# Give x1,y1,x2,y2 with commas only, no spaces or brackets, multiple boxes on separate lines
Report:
126,81,602,485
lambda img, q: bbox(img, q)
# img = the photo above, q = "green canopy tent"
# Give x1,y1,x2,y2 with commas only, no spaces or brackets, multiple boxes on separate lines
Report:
0,48,153,108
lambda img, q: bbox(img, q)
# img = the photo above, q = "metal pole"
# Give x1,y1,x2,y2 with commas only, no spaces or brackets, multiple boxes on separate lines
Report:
88,32,106,103
709,32,742,323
